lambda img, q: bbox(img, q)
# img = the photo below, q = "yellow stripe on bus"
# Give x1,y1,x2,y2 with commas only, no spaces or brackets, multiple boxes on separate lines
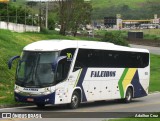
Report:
74,69,82,87
122,68,137,93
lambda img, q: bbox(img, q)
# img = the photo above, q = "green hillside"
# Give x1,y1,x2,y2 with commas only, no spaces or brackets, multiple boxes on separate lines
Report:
91,0,160,19
92,0,147,9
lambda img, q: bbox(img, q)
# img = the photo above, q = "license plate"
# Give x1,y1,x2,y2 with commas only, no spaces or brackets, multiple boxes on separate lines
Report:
27,98,34,102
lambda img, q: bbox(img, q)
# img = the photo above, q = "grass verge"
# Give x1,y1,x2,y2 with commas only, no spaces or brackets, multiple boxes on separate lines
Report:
149,54,160,92
95,29,160,40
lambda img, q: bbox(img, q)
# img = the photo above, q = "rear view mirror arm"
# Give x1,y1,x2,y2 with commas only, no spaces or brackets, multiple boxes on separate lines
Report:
52,56,67,72
8,56,20,69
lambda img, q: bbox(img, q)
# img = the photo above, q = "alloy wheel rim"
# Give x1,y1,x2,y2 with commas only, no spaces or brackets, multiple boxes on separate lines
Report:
72,95,78,106
127,92,131,101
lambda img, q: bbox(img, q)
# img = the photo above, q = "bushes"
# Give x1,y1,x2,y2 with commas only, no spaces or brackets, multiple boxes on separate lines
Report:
101,31,129,46
144,34,160,40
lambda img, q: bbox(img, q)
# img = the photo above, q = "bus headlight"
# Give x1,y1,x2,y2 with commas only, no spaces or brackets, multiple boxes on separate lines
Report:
15,85,20,93
15,85,19,90
43,87,52,95
45,87,51,92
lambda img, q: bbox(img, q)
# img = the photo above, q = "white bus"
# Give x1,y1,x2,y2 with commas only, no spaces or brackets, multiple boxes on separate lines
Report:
8,40,150,109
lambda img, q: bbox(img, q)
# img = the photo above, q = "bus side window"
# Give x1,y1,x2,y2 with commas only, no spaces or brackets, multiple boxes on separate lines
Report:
73,49,89,72
56,48,76,82
56,60,71,83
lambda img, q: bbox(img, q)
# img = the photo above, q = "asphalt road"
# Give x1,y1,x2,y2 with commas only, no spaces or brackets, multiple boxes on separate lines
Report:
0,92,160,120
130,44,160,55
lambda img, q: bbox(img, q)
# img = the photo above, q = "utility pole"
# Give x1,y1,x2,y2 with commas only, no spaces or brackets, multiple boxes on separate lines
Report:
25,1,26,32
45,0,48,29
39,0,42,29
16,6,17,24
7,1,9,29
31,2,33,27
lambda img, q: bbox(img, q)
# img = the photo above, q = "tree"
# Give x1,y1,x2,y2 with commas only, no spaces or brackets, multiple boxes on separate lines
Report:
57,0,68,35
69,0,92,36
0,2,36,25
57,0,92,36
48,14,55,30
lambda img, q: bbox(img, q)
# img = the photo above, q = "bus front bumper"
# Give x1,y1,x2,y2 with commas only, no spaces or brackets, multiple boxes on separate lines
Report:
14,92,55,104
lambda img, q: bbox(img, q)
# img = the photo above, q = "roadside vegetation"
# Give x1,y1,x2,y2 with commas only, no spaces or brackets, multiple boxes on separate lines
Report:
0,0,92,37
149,54,160,92
95,29,160,41
101,31,128,46
143,29,160,40
0,29,97,105
0,29,160,105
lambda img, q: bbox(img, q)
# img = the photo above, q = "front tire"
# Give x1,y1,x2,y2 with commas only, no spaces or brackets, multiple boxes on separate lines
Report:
124,88,133,103
69,91,80,109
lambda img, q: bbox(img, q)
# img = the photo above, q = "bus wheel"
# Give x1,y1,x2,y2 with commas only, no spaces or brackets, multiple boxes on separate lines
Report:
36,103,45,108
69,91,80,109
124,88,133,103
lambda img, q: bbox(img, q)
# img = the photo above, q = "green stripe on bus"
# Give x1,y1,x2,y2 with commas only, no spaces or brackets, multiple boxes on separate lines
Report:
74,69,82,87
118,68,128,98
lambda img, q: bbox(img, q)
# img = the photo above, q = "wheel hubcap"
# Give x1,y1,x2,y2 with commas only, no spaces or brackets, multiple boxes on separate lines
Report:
127,92,131,101
72,95,78,106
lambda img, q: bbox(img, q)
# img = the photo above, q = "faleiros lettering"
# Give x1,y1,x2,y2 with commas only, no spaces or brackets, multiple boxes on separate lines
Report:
91,71,116,77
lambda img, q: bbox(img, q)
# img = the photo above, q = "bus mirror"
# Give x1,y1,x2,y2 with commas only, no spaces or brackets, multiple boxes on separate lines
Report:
8,55,20,69
52,56,67,72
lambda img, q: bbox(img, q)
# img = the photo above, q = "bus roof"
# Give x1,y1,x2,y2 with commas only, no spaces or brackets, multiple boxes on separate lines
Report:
23,40,149,53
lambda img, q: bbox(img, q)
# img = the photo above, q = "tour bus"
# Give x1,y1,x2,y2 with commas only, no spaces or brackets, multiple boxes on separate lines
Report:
8,40,150,109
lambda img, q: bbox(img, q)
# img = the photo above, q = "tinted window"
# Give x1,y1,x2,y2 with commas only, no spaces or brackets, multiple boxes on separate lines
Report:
57,48,76,81
74,49,149,70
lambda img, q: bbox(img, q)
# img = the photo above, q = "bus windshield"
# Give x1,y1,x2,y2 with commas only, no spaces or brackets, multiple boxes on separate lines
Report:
16,51,59,88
